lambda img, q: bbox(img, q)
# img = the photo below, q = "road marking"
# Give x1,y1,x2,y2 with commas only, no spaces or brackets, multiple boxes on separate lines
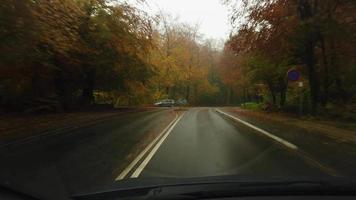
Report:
115,112,180,181
216,109,298,150
216,109,342,177
295,150,341,177
130,112,185,178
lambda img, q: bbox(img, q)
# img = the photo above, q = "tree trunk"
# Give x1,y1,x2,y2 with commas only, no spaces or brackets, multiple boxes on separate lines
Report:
171,86,176,98
320,34,330,106
185,85,190,101
279,77,287,107
244,86,248,105
226,87,232,105
305,40,320,114
230,87,234,105
298,0,320,114
330,38,346,103
267,81,277,105
81,68,95,107
54,69,69,110
166,86,170,96
31,65,43,97
194,84,198,104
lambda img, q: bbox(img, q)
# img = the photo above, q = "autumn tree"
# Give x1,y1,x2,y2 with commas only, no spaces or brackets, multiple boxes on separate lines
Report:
223,0,356,114
0,0,155,111
148,13,222,105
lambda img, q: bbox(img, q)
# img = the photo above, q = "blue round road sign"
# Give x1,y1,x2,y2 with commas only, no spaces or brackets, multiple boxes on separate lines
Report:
287,69,300,81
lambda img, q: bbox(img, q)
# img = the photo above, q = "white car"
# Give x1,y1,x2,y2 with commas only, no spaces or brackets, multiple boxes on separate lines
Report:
154,99,175,107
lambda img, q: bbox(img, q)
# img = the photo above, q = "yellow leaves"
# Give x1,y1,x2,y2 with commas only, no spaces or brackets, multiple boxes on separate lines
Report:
146,19,223,103
123,79,151,105
30,0,84,56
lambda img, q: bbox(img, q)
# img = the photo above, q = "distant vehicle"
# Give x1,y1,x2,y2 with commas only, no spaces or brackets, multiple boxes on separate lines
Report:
176,98,188,106
154,99,175,107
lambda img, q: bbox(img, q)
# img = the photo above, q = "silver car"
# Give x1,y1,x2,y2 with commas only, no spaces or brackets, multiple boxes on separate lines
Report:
154,99,175,107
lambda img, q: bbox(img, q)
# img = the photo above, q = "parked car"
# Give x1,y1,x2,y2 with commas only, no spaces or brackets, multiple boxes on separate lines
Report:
154,99,175,107
176,98,188,106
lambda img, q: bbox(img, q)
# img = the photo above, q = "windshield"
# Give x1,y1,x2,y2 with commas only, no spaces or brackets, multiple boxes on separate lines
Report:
1,0,356,199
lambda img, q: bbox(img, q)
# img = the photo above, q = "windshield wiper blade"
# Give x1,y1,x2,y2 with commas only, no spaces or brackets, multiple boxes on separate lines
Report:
73,179,356,200
149,181,356,199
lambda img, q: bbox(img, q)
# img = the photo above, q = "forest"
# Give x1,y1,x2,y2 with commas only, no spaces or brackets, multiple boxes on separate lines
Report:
1,0,356,118
222,0,356,117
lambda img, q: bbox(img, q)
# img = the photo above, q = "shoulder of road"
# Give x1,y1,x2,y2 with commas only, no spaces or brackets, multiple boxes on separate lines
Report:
220,107,356,143
0,107,158,146
218,107,356,177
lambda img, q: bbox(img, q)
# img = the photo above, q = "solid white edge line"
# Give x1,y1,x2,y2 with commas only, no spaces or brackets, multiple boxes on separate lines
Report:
216,109,298,150
115,112,179,181
130,112,185,178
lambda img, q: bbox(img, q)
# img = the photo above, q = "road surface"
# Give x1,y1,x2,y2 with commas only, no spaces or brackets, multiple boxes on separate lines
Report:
0,107,355,197
138,108,322,178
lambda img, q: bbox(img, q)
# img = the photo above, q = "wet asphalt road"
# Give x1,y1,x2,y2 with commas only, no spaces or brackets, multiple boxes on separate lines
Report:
139,108,325,178
0,108,176,196
0,107,352,197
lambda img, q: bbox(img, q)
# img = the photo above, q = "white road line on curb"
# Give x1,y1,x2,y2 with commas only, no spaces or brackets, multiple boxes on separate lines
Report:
130,112,185,178
216,109,298,150
115,112,179,181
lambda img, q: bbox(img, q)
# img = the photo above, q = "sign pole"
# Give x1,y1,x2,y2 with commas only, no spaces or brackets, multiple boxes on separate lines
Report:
287,68,303,117
298,81,303,117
